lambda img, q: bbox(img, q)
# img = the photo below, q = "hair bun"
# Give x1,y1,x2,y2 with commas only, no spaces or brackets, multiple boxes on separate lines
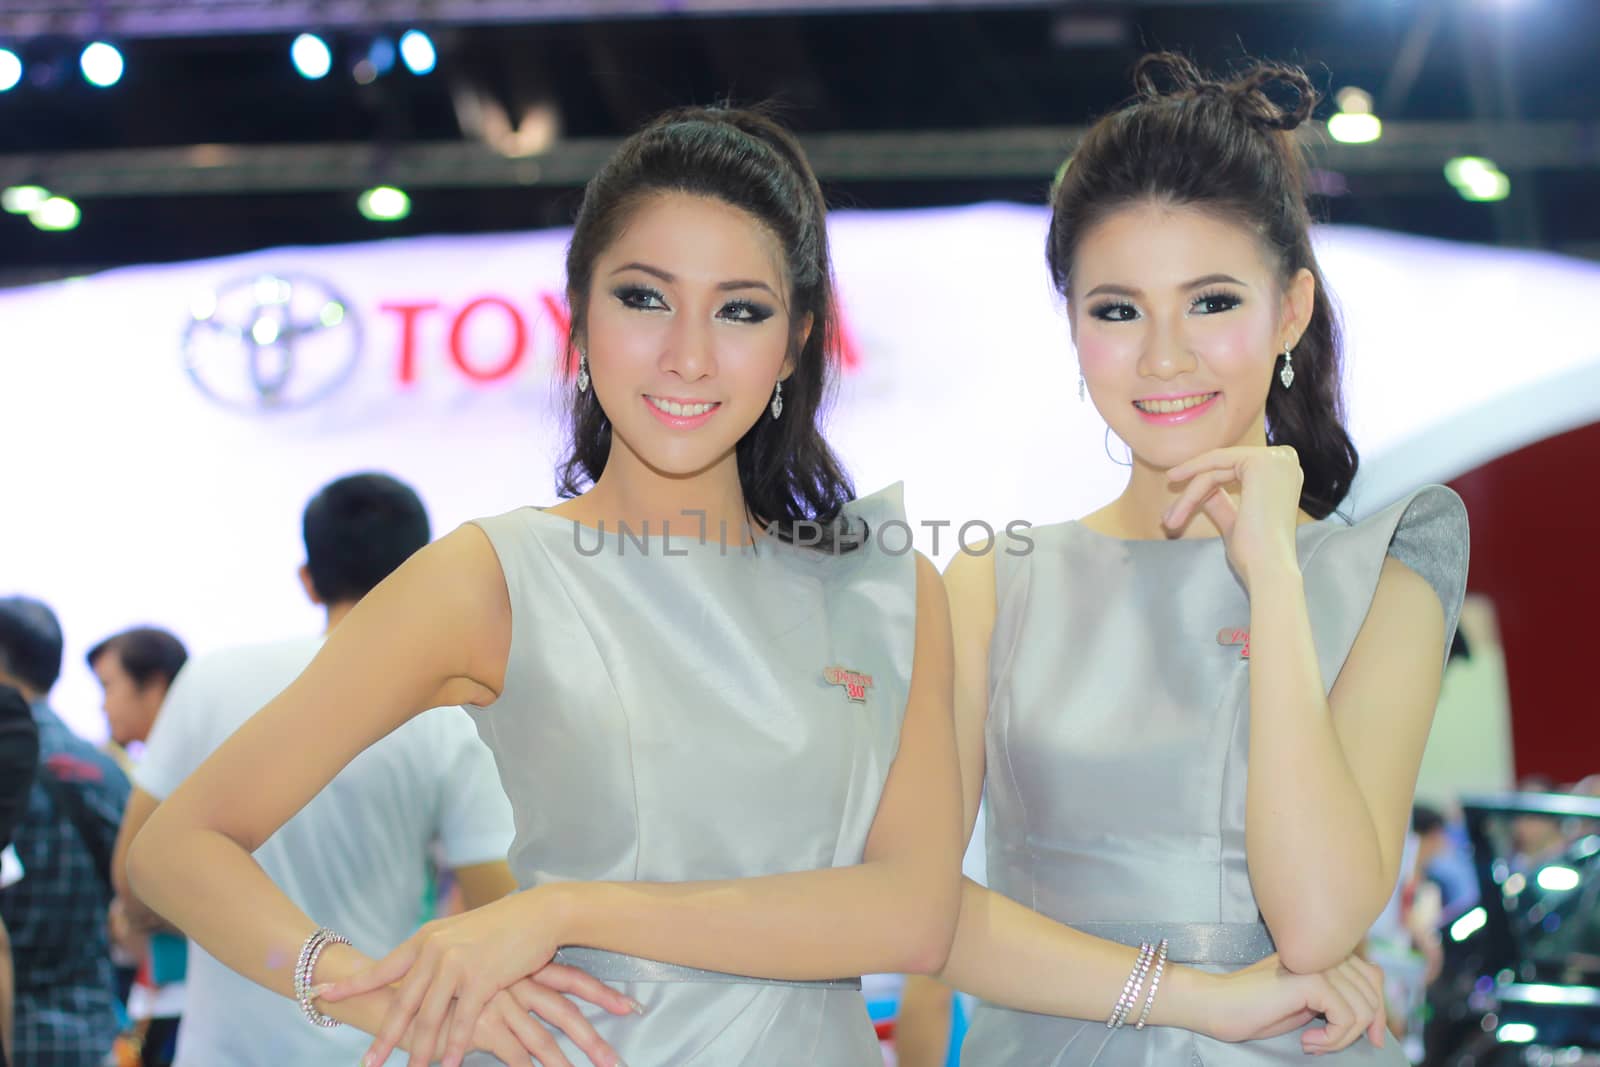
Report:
1131,52,1209,100
1227,63,1317,132
1131,52,1317,134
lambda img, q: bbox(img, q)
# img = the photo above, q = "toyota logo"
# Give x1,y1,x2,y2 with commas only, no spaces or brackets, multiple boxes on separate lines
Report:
182,272,363,411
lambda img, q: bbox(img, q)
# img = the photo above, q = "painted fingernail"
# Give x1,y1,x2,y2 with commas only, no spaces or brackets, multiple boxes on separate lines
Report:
627,997,648,1015
310,983,332,998
362,1053,376,1067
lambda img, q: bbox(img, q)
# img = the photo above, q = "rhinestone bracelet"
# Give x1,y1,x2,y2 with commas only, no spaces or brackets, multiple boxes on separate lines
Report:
1134,938,1169,1030
294,927,351,1029
1106,940,1156,1029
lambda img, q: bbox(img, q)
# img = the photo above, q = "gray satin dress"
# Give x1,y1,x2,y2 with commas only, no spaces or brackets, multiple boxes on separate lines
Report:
962,486,1469,1066
461,483,916,1067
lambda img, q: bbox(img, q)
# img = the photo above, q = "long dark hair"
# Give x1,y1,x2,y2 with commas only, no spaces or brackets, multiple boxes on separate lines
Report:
1048,53,1359,518
556,106,859,550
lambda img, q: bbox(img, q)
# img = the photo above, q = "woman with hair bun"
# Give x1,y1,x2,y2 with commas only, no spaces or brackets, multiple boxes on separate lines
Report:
937,54,1469,1063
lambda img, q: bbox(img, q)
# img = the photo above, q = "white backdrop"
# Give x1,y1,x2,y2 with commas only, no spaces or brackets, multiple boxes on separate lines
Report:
4,202,1598,738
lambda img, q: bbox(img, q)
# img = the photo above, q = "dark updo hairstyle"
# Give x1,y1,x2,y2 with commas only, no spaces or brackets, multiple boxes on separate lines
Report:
1049,53,1359,518
556,106,859,550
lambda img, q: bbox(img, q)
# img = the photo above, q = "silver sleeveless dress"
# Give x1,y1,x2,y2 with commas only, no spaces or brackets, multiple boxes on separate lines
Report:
961,486,1469,1066
461,483,915,1066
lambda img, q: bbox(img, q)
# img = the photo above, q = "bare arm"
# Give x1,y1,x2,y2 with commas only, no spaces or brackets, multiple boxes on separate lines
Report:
547,552,963,978
1245,556,1447,973
931,546,1393,1050
454,862,517,912
894,974,955,1067
112,787,177,934
126,526,513,1037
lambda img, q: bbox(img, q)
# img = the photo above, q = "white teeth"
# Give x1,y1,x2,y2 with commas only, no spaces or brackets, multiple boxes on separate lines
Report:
648,396,716,417
1135,393,1216,415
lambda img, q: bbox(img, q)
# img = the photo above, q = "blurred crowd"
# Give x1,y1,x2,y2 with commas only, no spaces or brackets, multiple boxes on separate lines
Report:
0,472,512,1067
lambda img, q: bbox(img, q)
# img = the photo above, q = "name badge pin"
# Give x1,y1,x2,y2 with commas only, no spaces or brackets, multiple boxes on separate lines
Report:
823,665,874,703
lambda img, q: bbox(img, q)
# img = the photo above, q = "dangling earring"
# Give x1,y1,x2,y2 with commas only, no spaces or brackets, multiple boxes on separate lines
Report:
770,380,783,419
1278,344,1295,389
1078,372,1086,403
575,349,590,393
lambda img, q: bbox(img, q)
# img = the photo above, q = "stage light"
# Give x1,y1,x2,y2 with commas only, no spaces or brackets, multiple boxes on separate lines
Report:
1449,906,1487,942
399,30,436,76
1446,156,1511,202
0,48,22,92
80,42,123,88
358,186,410,221
1535,865,1580,892
29,196,81,232
1328,87,1382,145
1328,113,1382,144
2,185,50,214
368,37,396,76
1335,87,1374,114
1495,1023,1537,1044
291,33,332,80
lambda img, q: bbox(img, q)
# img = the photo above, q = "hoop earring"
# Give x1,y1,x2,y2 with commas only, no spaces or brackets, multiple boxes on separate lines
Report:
1279,344,1295,390
1104,425,1132,467
575,351,590,393
770,380,783,419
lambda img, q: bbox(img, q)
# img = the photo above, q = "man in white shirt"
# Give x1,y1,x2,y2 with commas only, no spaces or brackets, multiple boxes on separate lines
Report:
110,473,519,1067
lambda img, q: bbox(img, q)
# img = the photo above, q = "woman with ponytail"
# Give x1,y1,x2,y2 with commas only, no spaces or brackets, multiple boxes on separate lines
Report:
128,107,961,1067
936,54,1468,1063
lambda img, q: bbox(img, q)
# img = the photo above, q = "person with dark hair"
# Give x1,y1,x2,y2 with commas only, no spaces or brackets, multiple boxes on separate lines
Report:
0,685,41,1067
84,628,188,1067
937,55,1469,1064
88,627,188,753
129,108,960,1067
110,472,631,1067
0,686,39,855
0,595,132,1067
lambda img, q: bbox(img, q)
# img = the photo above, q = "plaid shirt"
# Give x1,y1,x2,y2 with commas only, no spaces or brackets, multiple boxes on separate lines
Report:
0,702,129,1067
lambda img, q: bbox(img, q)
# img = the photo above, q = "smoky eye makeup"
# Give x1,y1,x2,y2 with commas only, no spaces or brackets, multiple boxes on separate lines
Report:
1088,300,1140,323
612,284,668,311
718,298,776,324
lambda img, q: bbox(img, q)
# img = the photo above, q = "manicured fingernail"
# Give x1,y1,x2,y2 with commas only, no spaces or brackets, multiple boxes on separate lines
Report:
362,1053,376,1067
627,997,647,1015
310,983,332,998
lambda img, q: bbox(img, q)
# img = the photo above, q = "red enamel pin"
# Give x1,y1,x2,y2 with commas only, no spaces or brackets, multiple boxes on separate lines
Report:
823,665,874,703
1217,628,1250,660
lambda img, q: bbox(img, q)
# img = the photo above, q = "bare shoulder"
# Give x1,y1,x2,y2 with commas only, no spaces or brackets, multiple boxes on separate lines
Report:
941,544,997,627
912,550,951,617
334,523,515,704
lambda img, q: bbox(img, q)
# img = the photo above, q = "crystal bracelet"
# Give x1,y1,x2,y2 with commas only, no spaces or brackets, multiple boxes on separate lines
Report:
1106,940,1155,1029
1134,938,1169,1030
294,927,351,1029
